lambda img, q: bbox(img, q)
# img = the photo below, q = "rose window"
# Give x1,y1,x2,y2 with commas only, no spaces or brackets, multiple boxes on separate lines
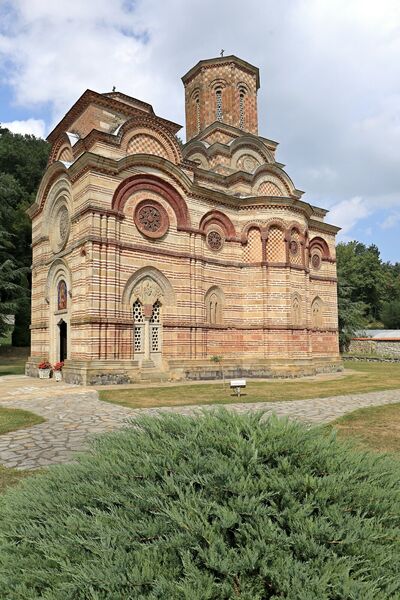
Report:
134,200,169,239
207,231,223,251
138,206,161,232
312,253,321,269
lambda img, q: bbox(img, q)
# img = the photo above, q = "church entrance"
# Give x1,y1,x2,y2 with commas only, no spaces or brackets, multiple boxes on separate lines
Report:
58,319,67,362
133,299,162,366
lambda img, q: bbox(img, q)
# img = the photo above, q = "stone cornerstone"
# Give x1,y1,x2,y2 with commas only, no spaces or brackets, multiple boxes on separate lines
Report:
26,55,341,385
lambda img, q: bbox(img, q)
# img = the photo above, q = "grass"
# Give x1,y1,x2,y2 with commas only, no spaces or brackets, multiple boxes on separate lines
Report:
0,346,29,376
0,465,33,494
0,406,44,436
0,406,45,493
99,361,400,410
331,402,400,454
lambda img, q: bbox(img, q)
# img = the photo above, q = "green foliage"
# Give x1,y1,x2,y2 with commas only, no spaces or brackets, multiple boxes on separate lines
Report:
381,300,400,329
0,126,49,340
210,354,222,364
11,297,31,346
0,126,49,196
336,241,400,340
0,412,399,599
336,277,366,352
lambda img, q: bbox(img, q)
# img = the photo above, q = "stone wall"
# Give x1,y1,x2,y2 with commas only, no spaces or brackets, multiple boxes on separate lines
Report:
349,338,400,357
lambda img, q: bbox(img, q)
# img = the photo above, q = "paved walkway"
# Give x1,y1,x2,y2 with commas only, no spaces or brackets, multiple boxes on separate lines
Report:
0,375,400,470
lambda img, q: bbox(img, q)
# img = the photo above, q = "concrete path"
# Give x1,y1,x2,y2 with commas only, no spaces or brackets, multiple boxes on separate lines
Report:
0,375,400,470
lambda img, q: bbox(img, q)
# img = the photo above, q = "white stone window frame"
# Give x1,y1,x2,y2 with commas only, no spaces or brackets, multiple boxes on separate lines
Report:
133,299,145,354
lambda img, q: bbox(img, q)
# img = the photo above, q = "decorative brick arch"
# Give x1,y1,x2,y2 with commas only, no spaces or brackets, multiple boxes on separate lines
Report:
122,266,175,309
309,236,330,259
112,174,190,230
119,117,183,164
199,210,236,239
265,220,286,237
285,221,307,241
48,133,73,166
240,222,267,244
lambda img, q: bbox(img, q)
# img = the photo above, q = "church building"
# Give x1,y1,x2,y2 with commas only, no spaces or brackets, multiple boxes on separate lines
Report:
26,55,341,384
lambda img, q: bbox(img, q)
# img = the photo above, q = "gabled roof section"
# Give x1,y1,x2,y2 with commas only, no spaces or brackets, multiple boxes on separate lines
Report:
182,55,260,89
47,89,182,143
184,120,278,152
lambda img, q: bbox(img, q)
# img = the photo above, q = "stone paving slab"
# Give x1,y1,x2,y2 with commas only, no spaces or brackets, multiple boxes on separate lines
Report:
0,375,400,470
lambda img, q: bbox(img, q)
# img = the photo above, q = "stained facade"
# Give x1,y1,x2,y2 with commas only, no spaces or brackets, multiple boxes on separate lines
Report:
26,55,341,384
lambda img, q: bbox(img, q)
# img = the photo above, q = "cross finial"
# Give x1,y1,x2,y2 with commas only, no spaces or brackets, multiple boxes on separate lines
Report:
220,49,224,57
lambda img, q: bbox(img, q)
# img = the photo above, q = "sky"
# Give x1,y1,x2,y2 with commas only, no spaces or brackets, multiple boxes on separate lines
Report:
0,0,400,262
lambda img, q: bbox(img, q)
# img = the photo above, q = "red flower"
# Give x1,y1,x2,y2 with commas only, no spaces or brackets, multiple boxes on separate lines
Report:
38,361,52,370
53,361,64,371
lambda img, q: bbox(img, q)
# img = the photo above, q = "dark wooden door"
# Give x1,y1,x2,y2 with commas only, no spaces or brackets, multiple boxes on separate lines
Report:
59,320,67,362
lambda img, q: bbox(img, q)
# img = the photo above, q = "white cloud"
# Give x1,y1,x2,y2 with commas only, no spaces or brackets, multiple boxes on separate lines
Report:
2,118,46,137
381,212,400,230
1,0,400,246
329,196,371,236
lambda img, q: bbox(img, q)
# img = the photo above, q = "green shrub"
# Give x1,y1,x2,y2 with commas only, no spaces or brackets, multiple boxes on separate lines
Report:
0,411,400,599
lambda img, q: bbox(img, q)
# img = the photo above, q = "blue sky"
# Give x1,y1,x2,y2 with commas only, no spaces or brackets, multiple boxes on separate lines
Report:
1,0,400,263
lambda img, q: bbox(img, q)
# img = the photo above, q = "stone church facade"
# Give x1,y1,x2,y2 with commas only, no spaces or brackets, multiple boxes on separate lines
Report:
26,55,341,385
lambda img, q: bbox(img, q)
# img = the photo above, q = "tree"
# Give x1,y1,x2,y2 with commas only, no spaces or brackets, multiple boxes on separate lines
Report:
381,300,400,329
0,126,49,343
0,230,27,341
337,276,366,351
336,242,387,323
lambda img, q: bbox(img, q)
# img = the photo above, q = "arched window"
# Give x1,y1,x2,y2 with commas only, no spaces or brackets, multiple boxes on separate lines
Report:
205,287,224,325
150,300,161,353
292,295,301,326
57,280,67,311
239,89,246,129
311,297,324,329
216,88,223,121
133,299,145,353
195,96,200,133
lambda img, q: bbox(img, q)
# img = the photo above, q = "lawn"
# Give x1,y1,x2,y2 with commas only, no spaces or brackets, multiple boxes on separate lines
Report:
0,346,28,376
0,406,44,436
331,402,400,454
0,406,45,493
99,361,400,410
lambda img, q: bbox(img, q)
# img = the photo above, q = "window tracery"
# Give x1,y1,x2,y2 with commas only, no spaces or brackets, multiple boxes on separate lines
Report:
150,300,161,352
216,89,223,121
133,299,145,353
239,91,245,129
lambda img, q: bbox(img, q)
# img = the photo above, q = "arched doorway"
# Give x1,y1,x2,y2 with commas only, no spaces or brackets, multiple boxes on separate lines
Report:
46,260,72,364
58,319,68,362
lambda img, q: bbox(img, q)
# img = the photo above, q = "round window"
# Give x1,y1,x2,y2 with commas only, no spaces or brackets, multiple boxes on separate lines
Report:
207,230,223,251
134,200,169,239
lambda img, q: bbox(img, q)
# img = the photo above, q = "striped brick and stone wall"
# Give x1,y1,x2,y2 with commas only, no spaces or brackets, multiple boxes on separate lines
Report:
26,55,341,385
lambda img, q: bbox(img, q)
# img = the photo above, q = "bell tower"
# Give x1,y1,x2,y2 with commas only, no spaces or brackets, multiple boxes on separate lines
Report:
182,55,260,142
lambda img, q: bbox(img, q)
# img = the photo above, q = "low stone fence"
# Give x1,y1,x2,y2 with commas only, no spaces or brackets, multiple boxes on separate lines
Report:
344,355,400,364
349,337,400,358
